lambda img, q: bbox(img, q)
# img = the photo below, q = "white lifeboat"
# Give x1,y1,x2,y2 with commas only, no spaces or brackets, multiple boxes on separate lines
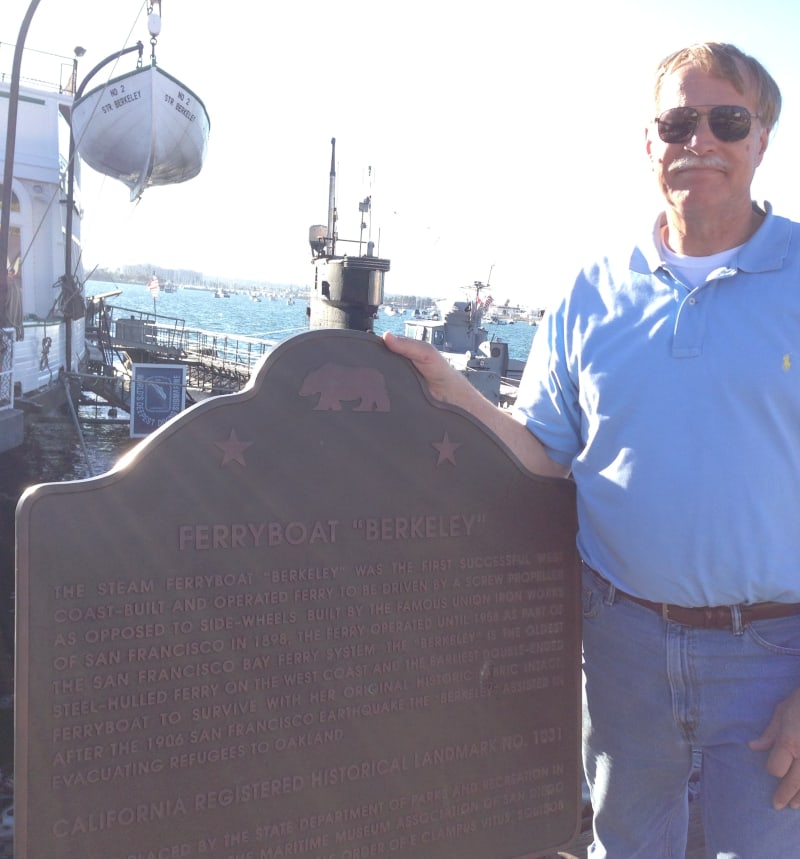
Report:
71,63,210,200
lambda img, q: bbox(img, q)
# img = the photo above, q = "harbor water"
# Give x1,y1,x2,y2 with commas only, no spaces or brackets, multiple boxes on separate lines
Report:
94,281,540,360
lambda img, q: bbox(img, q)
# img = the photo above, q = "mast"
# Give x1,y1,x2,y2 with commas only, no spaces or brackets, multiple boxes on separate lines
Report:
326,137,336,256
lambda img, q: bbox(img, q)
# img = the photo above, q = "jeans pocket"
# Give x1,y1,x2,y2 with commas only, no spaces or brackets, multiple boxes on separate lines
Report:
746,616,800,656
581,567,605,619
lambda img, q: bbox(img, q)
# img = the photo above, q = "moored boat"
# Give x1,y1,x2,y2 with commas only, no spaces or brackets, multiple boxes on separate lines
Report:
0,49,88,454
402,282,525,406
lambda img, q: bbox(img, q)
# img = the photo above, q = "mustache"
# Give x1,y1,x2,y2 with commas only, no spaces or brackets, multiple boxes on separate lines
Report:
667,155,729,173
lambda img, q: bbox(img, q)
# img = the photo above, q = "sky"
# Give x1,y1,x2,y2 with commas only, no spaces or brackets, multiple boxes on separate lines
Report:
5,0,800,307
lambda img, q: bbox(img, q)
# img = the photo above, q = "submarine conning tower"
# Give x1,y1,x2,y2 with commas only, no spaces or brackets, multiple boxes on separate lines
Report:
308,250,391,332
307,138,391,332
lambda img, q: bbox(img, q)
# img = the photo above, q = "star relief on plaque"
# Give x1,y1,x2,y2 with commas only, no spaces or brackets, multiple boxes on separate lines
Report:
432,431,462,466
213,428,254,466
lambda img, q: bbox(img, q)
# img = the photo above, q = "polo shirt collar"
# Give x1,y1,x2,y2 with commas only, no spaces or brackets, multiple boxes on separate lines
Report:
635,201,791,276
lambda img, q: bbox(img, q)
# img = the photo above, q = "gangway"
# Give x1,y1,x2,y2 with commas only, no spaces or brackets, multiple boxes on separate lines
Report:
83,299,282,411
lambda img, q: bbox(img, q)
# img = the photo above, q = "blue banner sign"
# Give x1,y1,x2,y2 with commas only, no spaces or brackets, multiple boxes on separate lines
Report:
130,363,187,437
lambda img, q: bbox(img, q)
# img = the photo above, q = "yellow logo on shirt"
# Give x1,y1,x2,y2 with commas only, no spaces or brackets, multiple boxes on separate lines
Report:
783,354,792,371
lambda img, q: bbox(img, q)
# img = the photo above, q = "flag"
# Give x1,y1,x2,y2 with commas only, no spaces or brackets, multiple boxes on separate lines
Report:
147,275,160,299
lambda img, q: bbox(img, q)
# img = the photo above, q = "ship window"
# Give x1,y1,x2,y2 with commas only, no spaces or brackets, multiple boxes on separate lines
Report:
0,186,21,212
1,188,23,294
6,227,22,283
432,329,445,347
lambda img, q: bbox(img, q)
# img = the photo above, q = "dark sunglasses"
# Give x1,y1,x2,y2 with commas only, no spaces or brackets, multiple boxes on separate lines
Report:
654,105,758,144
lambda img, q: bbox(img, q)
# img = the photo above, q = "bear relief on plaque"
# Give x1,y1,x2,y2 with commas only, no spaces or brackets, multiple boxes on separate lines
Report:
16,329,581,859
299,362,391,412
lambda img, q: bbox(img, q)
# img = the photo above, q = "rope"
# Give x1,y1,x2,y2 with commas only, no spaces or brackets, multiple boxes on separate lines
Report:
63,375,94,478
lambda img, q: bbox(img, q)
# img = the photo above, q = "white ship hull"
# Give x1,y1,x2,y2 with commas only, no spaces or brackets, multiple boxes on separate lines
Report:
1,74,87,453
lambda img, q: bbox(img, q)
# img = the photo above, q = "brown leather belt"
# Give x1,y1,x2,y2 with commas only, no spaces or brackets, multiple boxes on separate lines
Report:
586,565,800,629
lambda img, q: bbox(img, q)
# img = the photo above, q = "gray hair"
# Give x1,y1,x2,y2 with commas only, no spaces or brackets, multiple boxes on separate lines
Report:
654,42,782,130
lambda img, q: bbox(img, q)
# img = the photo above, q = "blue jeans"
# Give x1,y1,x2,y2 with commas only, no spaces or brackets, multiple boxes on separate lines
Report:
581,564,800,858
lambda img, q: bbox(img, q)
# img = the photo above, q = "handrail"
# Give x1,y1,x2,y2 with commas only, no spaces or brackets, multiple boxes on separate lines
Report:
0,328,14,409
94,303,285,371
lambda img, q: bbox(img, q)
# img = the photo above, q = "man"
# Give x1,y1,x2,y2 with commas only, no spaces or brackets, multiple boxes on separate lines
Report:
385,42,800,857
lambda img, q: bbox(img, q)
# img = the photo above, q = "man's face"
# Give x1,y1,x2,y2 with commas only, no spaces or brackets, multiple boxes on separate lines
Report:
646,64,769,217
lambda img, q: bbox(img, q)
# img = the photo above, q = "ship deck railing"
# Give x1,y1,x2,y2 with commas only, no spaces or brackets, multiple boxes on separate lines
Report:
102,304,278,369
84,303,288,405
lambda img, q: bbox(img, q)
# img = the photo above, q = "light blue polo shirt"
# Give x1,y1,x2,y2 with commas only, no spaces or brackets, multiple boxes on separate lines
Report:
514,204,800,605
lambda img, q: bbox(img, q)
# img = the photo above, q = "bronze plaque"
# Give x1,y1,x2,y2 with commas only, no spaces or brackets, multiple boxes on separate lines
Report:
16,330,581,858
